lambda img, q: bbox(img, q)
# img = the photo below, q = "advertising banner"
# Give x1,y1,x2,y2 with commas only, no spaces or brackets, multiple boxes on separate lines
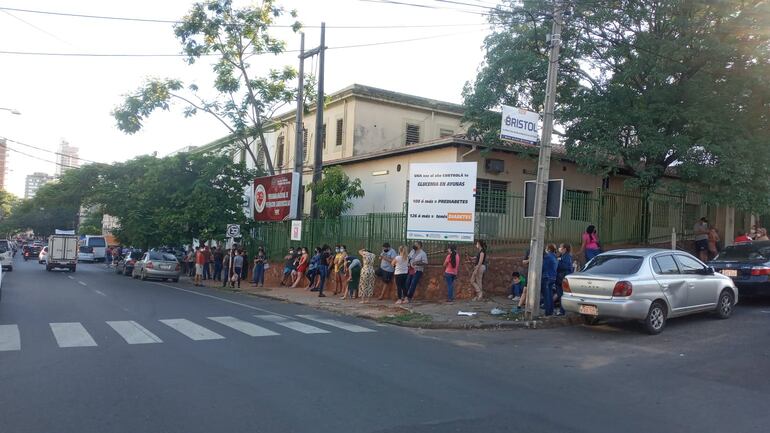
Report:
406,162,477,243
253,172,300,221
290,220,302,241
500,105,540,145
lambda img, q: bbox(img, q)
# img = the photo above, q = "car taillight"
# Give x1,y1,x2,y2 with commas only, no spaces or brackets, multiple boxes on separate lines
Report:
750,266,770,276
612,281,633,297
146,262,154,269
562,279,571,293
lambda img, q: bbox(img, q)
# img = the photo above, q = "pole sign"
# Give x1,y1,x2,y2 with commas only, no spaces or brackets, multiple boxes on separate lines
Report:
226,224,241,238
253,172,300,221
524,179,563,218
290,220,302,241
500,105,540,145
406,162,477,242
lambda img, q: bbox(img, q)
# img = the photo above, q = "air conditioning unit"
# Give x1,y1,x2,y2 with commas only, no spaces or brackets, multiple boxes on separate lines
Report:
485,158,504,174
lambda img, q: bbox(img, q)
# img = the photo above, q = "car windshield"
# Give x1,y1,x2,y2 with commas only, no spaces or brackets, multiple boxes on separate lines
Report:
149,252,178,261
0,240,8,252
582,255,644,275
79,246,93,253
87,238,106,247
716,242,770,261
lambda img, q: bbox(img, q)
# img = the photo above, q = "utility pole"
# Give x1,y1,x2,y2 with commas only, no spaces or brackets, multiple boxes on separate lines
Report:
310,22,326,219
525,1,564,321
294,32,306,218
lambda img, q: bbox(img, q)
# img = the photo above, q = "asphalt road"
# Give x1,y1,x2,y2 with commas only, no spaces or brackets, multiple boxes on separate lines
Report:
1,255,768,433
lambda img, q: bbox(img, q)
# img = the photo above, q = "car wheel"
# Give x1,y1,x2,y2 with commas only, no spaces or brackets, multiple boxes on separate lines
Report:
644,301,667,335
716,290,734,319
581,314,600,326
172,278,179,283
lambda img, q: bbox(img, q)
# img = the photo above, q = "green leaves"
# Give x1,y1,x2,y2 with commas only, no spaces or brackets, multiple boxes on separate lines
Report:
113,79,183,134
306,167,365,218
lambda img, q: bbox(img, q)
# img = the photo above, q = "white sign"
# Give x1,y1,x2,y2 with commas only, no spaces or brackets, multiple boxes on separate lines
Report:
406,162,477,243
500,105,540,145
226,224,241,238
290,220,302,241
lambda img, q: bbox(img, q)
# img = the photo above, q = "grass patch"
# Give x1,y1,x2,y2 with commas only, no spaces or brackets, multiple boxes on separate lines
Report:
378,312,433,326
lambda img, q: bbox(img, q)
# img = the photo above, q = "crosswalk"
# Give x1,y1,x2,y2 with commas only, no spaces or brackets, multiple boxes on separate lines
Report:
0,314,376,352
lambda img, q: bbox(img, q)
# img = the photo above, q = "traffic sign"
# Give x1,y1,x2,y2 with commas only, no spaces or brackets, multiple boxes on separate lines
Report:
226,224,241,238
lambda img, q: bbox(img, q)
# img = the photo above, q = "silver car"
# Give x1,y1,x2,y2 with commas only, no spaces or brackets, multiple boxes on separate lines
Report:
562,249,738,334
132,251,181,282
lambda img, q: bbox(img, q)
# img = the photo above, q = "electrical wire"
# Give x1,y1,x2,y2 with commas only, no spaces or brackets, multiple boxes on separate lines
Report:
0,9,74,46
0,137,102,164
1,143,82,170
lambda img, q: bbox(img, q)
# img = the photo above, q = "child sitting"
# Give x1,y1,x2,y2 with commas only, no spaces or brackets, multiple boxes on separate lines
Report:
508,271,526,302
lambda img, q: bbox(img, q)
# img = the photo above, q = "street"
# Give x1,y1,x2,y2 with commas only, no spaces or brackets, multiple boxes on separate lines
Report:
1,255,769,433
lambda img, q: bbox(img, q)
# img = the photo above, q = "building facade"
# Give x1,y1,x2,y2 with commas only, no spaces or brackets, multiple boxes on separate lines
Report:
56,140,80,176
24,172,54,198
0,138,7,190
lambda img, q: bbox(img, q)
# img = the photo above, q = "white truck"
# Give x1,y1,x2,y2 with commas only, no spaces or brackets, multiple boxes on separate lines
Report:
46,235,79,272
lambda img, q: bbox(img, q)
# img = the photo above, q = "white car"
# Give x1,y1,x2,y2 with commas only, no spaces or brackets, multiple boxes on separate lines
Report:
78,246,95,262
0,240,13,272
38,246,48,264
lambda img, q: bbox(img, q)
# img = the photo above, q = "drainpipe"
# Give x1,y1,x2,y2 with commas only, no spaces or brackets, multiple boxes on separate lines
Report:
460,145,477,159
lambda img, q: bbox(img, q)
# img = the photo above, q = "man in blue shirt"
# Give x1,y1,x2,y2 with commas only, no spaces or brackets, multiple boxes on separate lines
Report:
541,244,559,316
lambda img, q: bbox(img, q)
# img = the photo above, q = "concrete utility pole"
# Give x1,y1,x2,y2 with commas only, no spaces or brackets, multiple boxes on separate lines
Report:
294,33,306,217
525,1,564,320
310,22,326,219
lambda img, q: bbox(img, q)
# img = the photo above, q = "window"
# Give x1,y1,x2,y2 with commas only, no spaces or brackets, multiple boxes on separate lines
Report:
583,255,644,275
675,255,706,274
439,128,454,138
321,124,327,149
256,149,265,169
87,237,106,247
335,119,344,146
475,179,508,214
302,128,308,161
276,136,285,167
405,123,420,145
566,189,592,222
653,255,679,275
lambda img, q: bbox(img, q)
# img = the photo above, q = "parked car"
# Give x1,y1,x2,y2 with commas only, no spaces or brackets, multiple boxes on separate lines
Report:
709,241,770,296
115,250,144,276
132,251,180,282
0,240,13,271
562,249,738,334
38,246,48,264
78,245,95,262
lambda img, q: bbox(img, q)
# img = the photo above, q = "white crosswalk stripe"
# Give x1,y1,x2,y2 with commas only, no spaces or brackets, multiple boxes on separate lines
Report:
208,316,279,337
254,315,330,334
159,319,225,341
50,322,98,348
107,321,163,344
0,324,21,351
296,315,376,333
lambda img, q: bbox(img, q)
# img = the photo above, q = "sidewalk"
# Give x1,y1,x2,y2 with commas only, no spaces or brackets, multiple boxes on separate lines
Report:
188,276,576,330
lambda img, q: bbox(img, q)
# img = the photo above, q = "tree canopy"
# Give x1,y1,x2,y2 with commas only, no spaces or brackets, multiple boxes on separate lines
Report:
463,0,770,211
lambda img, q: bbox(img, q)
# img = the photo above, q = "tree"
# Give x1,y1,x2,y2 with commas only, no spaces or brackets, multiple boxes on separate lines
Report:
78,209,104,236
306,166,365,218
463,0,770,212
112,0,305,174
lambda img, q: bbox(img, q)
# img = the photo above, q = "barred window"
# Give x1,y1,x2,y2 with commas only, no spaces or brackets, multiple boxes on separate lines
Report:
476,179,508,214
405,123,420,145
322,124,327,149
303,128,308,161
276,136,285,167
336,119,344,146
565,189,592,221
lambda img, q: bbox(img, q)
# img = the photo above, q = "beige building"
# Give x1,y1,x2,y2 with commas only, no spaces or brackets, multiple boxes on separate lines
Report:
56,140,80,176
0,138,7,190
24,171,54,198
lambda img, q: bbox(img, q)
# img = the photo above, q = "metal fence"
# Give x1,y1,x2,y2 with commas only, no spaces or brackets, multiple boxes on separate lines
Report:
245,189,711,259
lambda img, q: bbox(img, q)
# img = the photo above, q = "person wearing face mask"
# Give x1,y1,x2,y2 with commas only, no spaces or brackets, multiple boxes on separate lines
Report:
404,241,427,304
542,244,559,316
333,245,347,295
555,243,573,316
376,243,397,300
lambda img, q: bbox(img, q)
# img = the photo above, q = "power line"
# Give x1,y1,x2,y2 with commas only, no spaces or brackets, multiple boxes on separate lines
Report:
0,28,487,57
0,137,102,165
0,6,486,28
1,142,82,170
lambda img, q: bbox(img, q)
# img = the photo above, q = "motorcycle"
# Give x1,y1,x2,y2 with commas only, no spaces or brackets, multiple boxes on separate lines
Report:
23,251,29,261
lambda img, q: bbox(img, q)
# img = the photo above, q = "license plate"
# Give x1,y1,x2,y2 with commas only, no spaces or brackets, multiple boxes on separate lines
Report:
721,269,738,277
579,304,598,316
161,265,172,270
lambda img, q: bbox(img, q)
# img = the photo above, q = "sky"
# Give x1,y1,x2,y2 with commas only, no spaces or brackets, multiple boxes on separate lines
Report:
0,0,494,197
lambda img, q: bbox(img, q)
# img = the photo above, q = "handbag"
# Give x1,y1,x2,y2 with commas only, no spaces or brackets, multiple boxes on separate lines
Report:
264,263,270,270
230,274,237,282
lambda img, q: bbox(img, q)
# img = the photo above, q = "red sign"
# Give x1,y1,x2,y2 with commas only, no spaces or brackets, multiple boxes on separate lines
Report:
253,172,299,221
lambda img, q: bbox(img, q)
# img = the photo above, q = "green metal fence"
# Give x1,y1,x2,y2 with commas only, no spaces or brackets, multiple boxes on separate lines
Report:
246,189,708,258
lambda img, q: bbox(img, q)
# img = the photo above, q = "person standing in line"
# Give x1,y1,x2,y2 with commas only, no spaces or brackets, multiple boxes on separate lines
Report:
443,244,459,302
333,245,346,295
392,245,410,304
251,247,267,287
105,246,113,267
221,249,231,288
358,248,376,304
555,243,573,316
314,245,331,297
376,243,397,300
343,255,361,300
470,240,488,301
213,247,224,281
200,245,211,281
231,250,244,288
542,244,559,316
693,217,710,262
281,247,297,286
292,247,309,288
707,227,721,260
306,247,321,289
194,246,206,287
240,249,249,281
404,241,428,304
579,225,601,263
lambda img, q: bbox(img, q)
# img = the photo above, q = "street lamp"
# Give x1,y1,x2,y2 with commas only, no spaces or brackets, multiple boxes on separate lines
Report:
0,107,21,115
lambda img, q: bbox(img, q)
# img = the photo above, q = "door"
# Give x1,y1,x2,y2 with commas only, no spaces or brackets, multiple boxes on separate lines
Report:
674,254,718,308
651,254,689,311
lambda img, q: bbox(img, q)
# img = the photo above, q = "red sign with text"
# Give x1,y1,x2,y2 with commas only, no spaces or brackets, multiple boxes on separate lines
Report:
253,172,300,221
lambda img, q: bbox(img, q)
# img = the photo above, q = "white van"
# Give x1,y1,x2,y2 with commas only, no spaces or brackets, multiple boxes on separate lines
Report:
83,235,107,262
0,240,13,272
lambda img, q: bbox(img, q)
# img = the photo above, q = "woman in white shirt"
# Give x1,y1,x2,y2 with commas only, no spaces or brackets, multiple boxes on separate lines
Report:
392,245,410,304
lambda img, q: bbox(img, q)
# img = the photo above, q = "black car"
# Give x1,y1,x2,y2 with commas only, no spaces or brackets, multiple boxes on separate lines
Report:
709,240,770,296
115,251,145,276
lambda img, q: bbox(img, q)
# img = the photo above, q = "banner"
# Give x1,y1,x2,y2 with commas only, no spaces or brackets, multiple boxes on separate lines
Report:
500,105,540,145
406,162,477,243
253,172,300,221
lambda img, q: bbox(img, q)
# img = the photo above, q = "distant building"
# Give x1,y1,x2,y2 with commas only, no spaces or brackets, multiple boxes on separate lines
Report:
0,138,7,190
56,140,80,176
24,172,55,198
